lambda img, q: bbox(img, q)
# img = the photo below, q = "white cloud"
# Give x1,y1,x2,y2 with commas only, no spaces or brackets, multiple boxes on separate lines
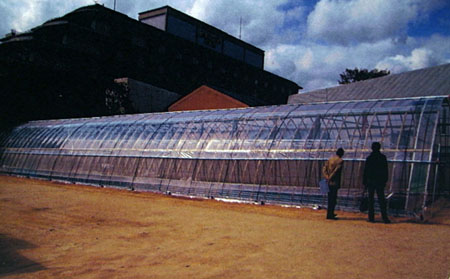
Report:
264,37,450,91
297,48,315,70
303,78,337,91
0,0,93,35
306,0,437,45
189,0,295,47
376,48,440,73
419,34,450,64
265,45,299,79
0,0,198,35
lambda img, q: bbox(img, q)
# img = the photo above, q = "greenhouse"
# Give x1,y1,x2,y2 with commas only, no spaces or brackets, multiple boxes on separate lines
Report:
0,96,448,215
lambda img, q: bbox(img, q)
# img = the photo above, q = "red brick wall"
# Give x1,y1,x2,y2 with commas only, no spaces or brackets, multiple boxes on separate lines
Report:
168,86,249,111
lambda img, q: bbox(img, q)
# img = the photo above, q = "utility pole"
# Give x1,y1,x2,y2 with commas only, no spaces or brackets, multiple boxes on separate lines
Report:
114,0,116,10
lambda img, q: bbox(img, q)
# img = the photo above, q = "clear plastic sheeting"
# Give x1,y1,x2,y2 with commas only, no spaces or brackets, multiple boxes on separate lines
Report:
0,96,449,215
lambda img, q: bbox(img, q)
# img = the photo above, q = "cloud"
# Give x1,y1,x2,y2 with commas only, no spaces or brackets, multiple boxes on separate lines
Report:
306,0,439,45
115,0,197,19
265,35,450,91
0,0,37,35
189,0,299,47
419,34,450,63
376,48,440,73
0,0,205,36
0,0,93,36
265,45,299,79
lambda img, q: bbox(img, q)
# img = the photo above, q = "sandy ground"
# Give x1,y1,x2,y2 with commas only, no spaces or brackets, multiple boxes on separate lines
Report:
0,176,449,279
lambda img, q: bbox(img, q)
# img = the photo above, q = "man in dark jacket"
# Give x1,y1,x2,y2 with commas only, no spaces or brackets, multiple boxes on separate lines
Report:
363,142,391,223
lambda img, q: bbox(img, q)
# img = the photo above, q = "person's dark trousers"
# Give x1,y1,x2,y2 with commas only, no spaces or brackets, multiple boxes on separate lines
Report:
327,186,338,218
368,184,389,222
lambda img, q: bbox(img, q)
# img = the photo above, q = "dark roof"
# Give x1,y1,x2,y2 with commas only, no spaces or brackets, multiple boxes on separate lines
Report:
288,63,450,104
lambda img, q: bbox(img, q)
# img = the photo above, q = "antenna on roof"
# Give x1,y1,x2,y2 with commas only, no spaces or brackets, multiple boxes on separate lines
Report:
239,17,242,39
114,0,116,10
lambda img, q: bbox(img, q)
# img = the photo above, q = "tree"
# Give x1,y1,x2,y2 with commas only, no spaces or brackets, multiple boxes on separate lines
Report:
105,81,135,115
338,68,390,84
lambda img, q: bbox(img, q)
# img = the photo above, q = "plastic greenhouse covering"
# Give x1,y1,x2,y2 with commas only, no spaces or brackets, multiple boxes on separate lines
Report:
0,96,449,215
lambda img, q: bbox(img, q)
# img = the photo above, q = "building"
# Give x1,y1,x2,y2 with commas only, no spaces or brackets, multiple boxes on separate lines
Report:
288,63,450,104
138,6,265,69
114,78,181,113
0,4,300,126
168,85,264,111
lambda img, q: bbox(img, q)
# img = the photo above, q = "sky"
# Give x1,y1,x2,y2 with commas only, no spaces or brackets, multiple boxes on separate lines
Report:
1,0,450,92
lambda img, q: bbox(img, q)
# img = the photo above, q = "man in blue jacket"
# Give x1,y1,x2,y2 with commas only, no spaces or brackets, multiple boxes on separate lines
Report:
363,142,391,224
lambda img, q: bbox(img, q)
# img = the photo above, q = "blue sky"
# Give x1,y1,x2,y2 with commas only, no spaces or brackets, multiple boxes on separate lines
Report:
407,6,450,37
1,0,449,92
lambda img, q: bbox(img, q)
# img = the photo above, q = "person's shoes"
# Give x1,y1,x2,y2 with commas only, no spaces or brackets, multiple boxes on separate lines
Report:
368,219,375,223
383,219,391,224
327,216,338,220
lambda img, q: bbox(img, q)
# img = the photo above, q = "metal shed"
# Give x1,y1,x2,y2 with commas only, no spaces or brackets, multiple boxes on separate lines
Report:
1,96,448,215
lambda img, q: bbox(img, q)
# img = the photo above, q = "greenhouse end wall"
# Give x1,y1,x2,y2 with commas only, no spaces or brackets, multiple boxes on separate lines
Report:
0,96,448,215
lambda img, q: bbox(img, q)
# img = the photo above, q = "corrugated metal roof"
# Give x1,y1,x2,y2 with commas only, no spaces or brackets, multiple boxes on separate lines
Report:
288,63,450,104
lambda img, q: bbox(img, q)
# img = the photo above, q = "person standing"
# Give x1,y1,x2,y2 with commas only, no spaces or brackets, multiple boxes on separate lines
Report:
322,148,344,220
363,142,391,224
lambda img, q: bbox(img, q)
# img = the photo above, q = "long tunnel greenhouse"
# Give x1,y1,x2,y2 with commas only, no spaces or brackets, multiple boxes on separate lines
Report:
0,96,449,215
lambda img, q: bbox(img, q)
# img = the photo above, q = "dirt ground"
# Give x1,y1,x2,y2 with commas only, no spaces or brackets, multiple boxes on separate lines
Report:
0,176,449,279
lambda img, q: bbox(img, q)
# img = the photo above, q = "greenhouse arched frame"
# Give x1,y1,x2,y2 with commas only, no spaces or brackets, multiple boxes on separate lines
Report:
1,96,449,215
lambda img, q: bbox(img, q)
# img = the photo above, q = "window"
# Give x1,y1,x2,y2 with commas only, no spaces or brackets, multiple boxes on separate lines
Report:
245,49,263,68
167,16,196,42
198,27,222,51
223,40,244,61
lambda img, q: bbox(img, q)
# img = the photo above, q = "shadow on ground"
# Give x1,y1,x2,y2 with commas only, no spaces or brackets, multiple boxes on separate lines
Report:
0,234,46,277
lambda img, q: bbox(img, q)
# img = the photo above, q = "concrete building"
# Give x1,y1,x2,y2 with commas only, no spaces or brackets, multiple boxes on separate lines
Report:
0,4,300,125
138,6,265,69
114,78,181,113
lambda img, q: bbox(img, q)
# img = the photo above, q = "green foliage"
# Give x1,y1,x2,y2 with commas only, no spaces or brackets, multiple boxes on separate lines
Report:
338,68,390,84
105,82,135,115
